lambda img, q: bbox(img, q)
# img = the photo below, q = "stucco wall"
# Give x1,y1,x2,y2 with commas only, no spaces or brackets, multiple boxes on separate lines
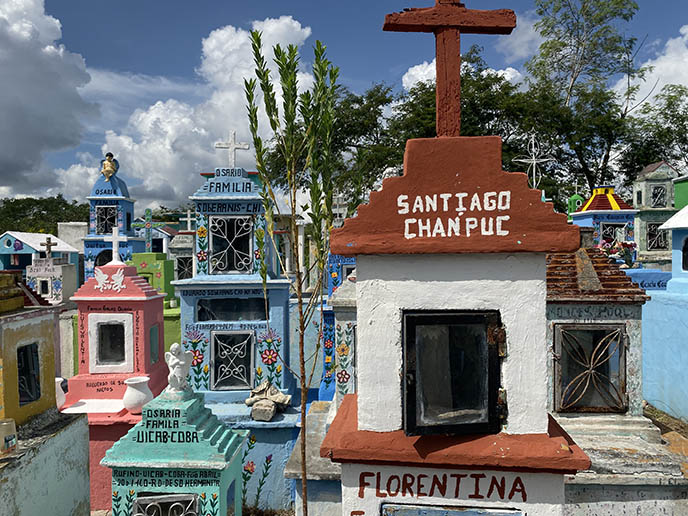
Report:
341,463,565,516
0,415,90,516
0,310,57,425
356,253,549,434
565,483,688,515
642,290,688,421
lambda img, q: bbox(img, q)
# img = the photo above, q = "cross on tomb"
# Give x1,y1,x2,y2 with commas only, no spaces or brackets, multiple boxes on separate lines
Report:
103,225,128,265
132,209,166,252
512,134,555,189
384,0,516,137
215,130,250,169
40,236,57,258
180,209,196,232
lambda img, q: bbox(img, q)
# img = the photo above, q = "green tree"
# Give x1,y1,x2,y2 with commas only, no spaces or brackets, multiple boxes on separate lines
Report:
0,195,89,235
245,31,338,516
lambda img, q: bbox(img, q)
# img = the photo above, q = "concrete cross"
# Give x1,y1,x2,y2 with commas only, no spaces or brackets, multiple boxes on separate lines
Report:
180,209,196,232
132,209,166,252
215,130,250,168
40,236,57,258
103,225,128,265
383,0,516,137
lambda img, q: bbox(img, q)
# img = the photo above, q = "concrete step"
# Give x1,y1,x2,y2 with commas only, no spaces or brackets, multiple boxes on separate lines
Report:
556,415,664,444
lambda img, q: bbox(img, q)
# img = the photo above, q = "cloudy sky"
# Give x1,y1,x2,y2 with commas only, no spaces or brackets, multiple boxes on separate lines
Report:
1,0,687,212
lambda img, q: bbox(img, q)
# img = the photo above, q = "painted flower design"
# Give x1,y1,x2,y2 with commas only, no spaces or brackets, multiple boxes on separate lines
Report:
13,240,23,251
155,272,162,278
261,349,278,365
325,356,332,364
324,370,332,378
337,370,351,383
244,461,256,473
276,365,282,374
191,349,204,366
266,454,273,463
249,435,257,445
185,328,204,343
197,250,208,262
140,261,148,269
254,249,261,259
331,271,338,279
336,344,350,357
256,366,263,376
324,339,333,349
203,364,209,374
197,226,208,239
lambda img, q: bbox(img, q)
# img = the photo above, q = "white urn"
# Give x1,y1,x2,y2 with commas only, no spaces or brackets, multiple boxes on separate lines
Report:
122,376,153,414
55,377,66,409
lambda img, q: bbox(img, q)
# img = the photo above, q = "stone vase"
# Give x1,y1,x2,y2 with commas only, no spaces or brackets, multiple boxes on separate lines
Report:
55,377,66,409
123,376,153,414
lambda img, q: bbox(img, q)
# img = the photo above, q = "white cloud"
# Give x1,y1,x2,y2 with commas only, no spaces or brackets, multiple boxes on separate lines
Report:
495,11,543,64
58,15,317,212
614,24,688,106
402,59,436,91
0,0,96,194
402,58,523,92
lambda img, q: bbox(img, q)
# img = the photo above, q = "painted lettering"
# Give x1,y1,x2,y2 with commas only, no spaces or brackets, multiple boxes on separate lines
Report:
412,196,424,213
401,473,414,497
397,195,409,215
468,473,486,499
447,217,461,237
404,219,417,240
432,218,446,238
386,475,400,497
508,476,527,502
487,476,506,499
417,219,430,238
375,473,387,498
440,193,452,211
416,474,429,497
469,193,482,211
498,191,511,210
429,474,447,497
450,473,467,498
484,192,497,211
455,193,468,212
358,472,374,499
465,217,478,237
496,215,510,236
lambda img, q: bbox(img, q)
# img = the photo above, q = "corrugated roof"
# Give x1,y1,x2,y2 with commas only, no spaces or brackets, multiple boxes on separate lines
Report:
577,186,634,213
546,248,649,304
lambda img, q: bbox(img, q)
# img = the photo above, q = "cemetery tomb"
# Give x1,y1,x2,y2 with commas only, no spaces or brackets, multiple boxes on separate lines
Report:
25,236,78,305
61,236,168,511
172,134,296,511
83,154,146,279
320,3,590,515
570,186,636,249
632,161,679,269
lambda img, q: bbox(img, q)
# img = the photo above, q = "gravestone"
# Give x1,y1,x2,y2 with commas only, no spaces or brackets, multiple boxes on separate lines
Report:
26,237,77,305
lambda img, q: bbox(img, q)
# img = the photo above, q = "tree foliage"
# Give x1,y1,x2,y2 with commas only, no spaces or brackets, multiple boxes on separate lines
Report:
0,194,89,235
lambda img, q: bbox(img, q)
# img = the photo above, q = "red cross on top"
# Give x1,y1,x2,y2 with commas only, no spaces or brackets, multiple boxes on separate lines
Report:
384,1,516,137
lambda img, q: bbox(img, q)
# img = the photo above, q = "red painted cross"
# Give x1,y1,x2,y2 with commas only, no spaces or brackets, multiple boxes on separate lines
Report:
384,0,516,137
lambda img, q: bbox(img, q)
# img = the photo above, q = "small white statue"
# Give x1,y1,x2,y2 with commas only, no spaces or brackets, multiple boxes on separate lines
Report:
164,343,193,392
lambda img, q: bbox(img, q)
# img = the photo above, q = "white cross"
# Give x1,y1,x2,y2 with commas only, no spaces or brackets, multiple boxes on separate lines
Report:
103,226,128,265
513,134,556,189
180,209,196,232
215,130,250,168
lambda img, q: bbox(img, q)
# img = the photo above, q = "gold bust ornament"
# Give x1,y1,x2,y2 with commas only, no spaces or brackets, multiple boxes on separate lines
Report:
99,152,119,182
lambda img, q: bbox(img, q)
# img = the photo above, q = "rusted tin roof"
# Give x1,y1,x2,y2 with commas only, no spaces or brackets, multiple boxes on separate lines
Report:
546,248,649,304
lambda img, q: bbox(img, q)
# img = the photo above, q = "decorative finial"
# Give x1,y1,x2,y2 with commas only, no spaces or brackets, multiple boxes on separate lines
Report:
512,134,556,189
100,152,119,182
164,343,194,392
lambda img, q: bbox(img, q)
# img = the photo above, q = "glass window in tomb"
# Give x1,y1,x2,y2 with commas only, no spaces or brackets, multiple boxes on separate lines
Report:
208,216,253,274
554,325,627,413
403,311,504,436
97,323,126,365
197,297,267,322
132,494,198,516
600,223,626,244
17,343,41,405
210,331,254,390
176,256,193,279
651,185,667,208
96,205,118,235
647,223,669,250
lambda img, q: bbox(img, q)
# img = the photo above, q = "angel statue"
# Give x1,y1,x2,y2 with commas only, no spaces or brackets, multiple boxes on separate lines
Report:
100,152,119,182
164,343,193,392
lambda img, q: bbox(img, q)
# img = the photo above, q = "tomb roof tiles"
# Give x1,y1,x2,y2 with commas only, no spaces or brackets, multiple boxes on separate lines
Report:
576,186,634,213
546,248,649,304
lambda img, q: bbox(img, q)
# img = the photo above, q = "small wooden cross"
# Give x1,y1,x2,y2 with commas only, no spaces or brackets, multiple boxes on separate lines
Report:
132,209,166,252
215,130,250,168
180,209,196,232
40,236,57,258
103,226,128,264
384,0,516,137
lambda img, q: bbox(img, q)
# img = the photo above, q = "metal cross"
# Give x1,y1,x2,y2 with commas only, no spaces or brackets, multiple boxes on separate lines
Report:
180,209,196,232
40,236,57,258
512,134,556,189
215,130,250,168
103,225,128,265
132,209,166,252
384,1,516,136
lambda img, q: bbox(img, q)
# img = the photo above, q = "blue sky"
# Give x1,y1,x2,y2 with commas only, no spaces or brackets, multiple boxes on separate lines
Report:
1,1,687,209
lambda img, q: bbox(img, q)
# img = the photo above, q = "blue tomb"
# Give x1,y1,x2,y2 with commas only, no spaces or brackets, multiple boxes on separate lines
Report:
84,155,145,279
172,166,296,510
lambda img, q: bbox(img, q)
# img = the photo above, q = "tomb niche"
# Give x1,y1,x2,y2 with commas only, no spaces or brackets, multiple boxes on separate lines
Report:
171,131,295,511
320,3,591,516
60,229,168,512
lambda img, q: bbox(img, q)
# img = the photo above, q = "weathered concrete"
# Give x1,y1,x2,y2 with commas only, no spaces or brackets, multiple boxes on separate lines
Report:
59,308,77,378
0,412,89,516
